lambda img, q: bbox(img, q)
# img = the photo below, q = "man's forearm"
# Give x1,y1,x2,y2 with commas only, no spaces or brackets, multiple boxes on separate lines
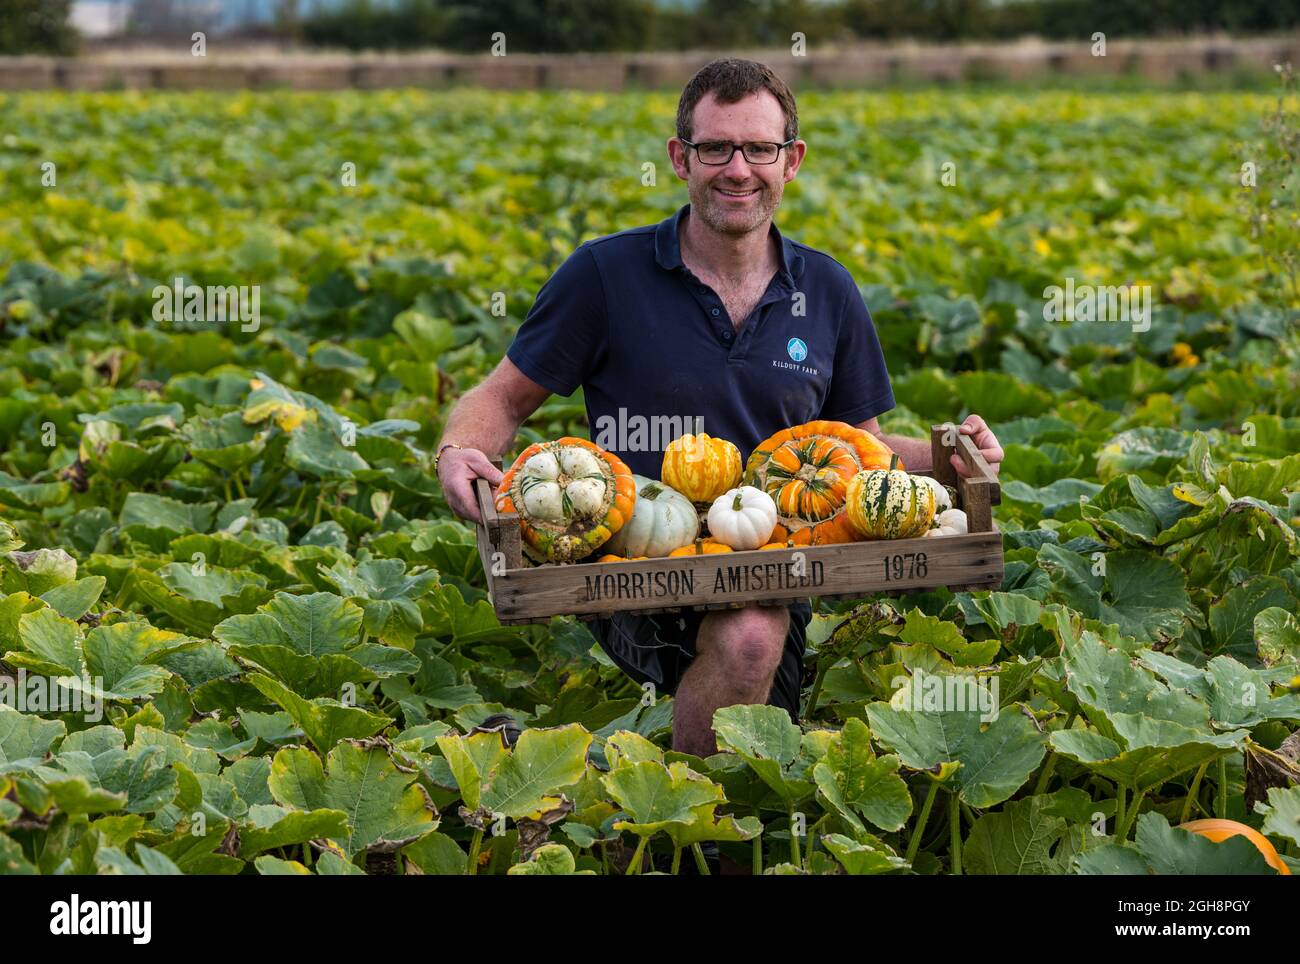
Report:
438,383,525,461
879,433,933,471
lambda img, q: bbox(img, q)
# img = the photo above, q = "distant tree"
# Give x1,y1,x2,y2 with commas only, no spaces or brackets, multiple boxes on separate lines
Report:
442,0,661,53
0,0,78,55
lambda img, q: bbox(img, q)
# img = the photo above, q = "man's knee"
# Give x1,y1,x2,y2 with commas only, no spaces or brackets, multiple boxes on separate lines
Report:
697,606,790,688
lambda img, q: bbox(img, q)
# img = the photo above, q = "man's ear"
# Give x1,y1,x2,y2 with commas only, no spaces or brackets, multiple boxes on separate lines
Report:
783,140,808,182
667,137,691,180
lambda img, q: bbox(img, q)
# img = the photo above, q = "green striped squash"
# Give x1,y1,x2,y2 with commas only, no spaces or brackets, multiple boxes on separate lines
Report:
844,454,938,540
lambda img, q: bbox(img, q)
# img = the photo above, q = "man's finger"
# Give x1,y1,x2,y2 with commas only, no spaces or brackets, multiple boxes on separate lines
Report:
463,450,505,486
449,473,483,524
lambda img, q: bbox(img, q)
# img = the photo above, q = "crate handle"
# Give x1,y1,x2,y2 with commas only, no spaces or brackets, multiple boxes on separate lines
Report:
930,423,1000,533
952,432,1001,504
472,461,523,571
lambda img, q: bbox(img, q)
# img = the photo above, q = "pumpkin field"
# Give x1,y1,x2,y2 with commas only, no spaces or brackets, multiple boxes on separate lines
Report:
0,83,1298,876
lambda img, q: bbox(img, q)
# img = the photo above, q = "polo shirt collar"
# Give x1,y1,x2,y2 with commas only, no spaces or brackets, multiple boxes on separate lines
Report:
654,203,803,285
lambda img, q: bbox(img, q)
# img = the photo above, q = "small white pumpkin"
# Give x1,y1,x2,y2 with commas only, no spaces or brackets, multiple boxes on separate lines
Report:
707,485,778,550
923,508,969,538
915,476,953,514
604,475,699,558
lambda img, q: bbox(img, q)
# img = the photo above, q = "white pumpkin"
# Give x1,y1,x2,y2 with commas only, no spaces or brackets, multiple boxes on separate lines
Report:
707,486,778,550
604,475,699,558
923,508,968,537
916,475,953,514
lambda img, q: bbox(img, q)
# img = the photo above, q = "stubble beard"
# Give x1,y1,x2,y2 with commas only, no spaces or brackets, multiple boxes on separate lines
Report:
687,160,785,238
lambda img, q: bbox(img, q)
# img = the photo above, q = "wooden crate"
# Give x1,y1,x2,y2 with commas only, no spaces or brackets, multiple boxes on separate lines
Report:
473,425,1003,625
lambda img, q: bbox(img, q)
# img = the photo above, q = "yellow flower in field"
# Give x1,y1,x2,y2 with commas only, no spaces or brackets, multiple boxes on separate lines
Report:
1170,342,1199,366
122,237,147,263
977,208,1003,228
1032,237,1051,257
503,198,524,217
876,239,899,257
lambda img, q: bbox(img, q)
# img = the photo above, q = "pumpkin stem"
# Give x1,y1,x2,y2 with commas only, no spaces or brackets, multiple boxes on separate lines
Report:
888,453,900,472
732,491,744,512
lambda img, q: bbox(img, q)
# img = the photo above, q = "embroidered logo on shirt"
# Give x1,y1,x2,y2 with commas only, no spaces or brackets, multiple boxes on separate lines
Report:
786,337,808,361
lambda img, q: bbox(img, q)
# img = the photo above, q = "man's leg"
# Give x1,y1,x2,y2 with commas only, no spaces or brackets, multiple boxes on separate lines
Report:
671,604,791,757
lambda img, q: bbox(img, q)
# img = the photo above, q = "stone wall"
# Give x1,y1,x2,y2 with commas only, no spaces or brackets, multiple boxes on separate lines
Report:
0,35,1295,91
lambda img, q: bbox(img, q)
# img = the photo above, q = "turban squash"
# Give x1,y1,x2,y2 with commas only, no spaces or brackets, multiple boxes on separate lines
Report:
496,437,636,563
744,420,897,545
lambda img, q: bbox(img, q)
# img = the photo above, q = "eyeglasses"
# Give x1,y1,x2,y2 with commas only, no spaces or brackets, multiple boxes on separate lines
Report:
679,138,795,166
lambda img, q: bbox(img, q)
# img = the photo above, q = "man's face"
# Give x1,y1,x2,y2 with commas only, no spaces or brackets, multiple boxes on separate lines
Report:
669,90,806,238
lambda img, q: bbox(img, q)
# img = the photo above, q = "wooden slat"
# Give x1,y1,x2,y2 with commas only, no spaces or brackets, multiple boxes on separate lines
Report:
474,478,500,541
930,423,961,495
959,475,993,535
474,513,498,596
474,468,524,576
488,531,1003,622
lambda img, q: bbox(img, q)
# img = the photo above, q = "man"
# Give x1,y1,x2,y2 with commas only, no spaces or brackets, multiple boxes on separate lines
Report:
436,58,1003,758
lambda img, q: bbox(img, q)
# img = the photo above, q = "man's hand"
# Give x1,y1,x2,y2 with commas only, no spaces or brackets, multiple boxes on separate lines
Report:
950,414,1003,479
437,447,505,524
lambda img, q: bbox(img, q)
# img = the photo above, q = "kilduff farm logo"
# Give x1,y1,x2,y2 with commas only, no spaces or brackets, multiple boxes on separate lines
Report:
152,277,261,332
773,336,818,375
1042,277,1152,332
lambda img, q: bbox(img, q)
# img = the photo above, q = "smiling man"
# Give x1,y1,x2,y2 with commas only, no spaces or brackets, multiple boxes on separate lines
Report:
436,58,1004,758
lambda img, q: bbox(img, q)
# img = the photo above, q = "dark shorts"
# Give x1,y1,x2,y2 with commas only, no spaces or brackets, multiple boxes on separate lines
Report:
589,600,814,724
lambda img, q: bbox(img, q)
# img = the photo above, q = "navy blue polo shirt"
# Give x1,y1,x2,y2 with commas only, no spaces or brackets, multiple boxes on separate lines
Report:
505,203,895,478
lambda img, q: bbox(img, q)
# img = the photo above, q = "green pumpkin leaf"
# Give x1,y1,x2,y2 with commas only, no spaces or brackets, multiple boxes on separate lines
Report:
239,808,351,857
1254,786,1300,849
480,725,592,820
821,833,909,875
811,717,911,833
865,702,1045,808
1254,607,1300,666
268,742,436,857
246,673,389,754
713,704,814,806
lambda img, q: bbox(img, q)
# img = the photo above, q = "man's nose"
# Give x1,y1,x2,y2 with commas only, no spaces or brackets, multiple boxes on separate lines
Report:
722,149,753,178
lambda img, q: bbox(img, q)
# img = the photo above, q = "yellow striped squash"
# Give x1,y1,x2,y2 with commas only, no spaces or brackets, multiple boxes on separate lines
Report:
844,454,937,540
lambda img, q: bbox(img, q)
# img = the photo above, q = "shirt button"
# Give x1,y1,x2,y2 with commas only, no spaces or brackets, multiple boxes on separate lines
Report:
722,330,733,341
710,307,720,316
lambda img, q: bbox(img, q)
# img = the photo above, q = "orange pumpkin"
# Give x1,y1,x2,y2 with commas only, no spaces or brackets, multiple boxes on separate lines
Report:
744,420,897,545
759,540,796,550
596,553,649,563
662,433,742,505
668,538,734,557
1179,819,1291,874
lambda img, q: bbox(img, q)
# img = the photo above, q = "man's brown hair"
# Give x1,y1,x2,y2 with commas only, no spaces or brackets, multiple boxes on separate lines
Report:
675,58,799,144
